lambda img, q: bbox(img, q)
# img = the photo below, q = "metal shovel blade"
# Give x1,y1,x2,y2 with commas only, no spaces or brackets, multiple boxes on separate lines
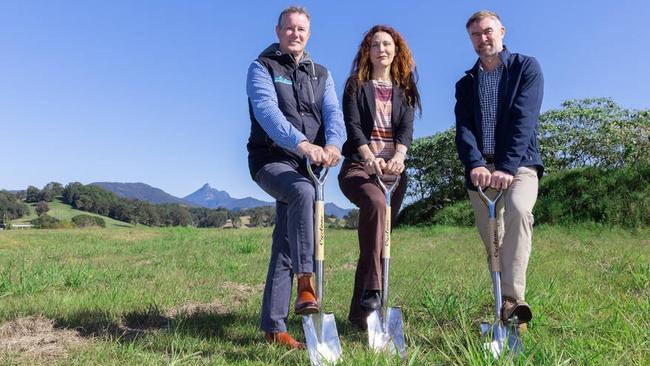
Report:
303,312,342,366
480,320,523,358
367,307,407,359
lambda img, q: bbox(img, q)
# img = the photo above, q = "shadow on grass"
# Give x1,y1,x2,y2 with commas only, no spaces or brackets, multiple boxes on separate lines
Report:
53,305,260,347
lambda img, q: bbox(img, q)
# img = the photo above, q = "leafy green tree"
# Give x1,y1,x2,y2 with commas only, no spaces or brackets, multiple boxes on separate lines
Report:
539,98,650,173
0,191,28,220
45,182,64,196
403,97,650,226
25,186,40,203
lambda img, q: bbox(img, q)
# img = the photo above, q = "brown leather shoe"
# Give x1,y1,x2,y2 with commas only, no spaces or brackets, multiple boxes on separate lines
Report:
295,275,319,315
265,332,304,349
502,297,533,323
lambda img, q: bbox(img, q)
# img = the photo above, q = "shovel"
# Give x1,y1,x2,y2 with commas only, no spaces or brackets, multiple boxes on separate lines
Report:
367,175,407,359
477,186,523,358
302,158,342,366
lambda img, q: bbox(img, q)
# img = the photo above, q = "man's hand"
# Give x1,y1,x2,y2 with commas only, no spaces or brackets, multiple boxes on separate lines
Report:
323,145,341,167
470,166,492,189
490,170,514,190
297,141,328,165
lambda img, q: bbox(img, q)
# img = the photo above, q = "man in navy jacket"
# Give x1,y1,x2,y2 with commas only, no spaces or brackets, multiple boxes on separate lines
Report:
455,10,544,326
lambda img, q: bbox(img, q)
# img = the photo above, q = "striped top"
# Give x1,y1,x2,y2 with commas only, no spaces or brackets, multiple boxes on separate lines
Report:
369,80,395,160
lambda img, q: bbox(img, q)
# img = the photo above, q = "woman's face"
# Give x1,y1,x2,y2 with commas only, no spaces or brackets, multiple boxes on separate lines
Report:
369,31,396,72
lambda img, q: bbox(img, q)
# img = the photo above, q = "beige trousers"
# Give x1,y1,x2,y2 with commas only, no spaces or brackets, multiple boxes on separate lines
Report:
468,165,539,301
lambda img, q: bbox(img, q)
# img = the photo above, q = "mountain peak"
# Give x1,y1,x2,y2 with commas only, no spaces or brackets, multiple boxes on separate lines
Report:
201,183,212,190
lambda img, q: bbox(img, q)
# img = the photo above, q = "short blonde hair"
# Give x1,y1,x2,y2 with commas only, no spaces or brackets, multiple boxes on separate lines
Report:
466,10,501,29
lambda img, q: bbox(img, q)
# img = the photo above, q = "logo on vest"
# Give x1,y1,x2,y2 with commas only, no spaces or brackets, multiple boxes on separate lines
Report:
273,76,293,85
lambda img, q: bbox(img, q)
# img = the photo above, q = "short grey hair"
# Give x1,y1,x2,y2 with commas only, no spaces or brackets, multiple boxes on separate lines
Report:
466,10,501,29
277,6,311,28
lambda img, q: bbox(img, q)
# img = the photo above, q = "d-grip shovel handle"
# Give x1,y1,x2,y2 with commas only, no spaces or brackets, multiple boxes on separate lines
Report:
376,175,400,260
477,186,503,272
305,157,329,262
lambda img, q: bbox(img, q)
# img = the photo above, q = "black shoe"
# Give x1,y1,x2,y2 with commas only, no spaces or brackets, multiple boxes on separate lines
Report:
360,289,381,311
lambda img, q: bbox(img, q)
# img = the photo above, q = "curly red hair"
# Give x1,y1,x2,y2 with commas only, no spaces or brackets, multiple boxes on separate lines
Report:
349,25,421,113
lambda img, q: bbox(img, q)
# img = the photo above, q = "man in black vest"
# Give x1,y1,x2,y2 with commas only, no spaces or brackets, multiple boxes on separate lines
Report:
246,6,346,349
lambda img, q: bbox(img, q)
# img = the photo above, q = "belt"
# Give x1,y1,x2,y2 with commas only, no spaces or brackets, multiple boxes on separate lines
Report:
484,155,495,164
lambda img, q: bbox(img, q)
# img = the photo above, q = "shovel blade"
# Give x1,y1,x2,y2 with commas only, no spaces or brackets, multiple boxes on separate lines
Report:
367,307,407,359
480,321,523,358
303,313,342,366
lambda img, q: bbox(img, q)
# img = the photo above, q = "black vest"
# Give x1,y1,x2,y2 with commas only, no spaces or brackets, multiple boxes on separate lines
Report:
247,44,329,178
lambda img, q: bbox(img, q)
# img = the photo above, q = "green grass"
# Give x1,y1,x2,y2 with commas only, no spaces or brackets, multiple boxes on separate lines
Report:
0,225,648,365
10,198,132,228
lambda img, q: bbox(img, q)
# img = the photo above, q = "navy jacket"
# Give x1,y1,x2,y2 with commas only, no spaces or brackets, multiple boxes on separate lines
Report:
455,48,544,189
341,77,415,162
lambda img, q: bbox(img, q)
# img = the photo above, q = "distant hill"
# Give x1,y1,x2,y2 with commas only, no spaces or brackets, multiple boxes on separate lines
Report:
91,182,191,206
90,182,352,218
183,184,273,211
325,203,351,218
10,198,132,228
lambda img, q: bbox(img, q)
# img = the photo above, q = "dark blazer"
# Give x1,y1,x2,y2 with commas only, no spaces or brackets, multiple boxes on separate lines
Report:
455,47,544,189
341,78,415,162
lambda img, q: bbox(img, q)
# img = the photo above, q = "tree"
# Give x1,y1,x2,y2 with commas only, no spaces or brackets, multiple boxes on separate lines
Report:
539,98,650,173
402,97,650,226
343,208,360,229
25,186,40,203
35,201,49,216
0,191,28,220
44,182,64,197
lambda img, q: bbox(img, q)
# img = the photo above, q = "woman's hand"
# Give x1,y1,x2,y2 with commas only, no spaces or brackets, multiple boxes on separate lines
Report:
384,158,405,175
363,156,386,175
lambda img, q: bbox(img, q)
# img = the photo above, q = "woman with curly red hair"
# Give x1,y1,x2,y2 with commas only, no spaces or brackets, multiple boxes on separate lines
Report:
338,25,421,330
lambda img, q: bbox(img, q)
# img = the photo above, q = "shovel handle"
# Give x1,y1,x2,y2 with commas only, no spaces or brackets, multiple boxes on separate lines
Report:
306,157,328,261
315,200,325,261
376,175,400,260
383,205,391,259
478,186,503,272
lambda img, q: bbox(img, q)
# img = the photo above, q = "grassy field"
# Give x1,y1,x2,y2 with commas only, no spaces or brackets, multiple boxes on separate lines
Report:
10,199,133,229
0,225,648,365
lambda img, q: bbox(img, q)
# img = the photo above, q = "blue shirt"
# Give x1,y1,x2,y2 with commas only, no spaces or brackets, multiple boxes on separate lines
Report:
246,61,346,154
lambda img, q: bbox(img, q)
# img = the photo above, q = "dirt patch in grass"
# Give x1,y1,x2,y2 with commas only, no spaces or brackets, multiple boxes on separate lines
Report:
0,316,84,362
222,282,264,308
166,299,226,318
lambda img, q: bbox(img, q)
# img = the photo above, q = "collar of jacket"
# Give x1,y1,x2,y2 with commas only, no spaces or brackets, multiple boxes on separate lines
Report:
258,43,316,76
465,46,511,78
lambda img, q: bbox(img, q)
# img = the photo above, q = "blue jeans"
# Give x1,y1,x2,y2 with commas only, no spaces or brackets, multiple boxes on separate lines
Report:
254,161,315,332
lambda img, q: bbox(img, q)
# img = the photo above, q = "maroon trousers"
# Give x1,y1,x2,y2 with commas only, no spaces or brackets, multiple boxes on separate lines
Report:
338,160,407,325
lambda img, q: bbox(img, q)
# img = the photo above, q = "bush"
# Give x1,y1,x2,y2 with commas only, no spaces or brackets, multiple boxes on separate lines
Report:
535,165,650,228
71,214,106,228
0,191,28,220
31,215,62,229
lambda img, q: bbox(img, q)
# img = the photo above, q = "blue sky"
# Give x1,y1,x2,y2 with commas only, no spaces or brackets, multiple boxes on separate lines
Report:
2,1,648,208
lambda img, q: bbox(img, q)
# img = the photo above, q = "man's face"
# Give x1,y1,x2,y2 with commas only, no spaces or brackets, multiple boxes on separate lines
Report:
276,12,310,58
468,16,505,58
